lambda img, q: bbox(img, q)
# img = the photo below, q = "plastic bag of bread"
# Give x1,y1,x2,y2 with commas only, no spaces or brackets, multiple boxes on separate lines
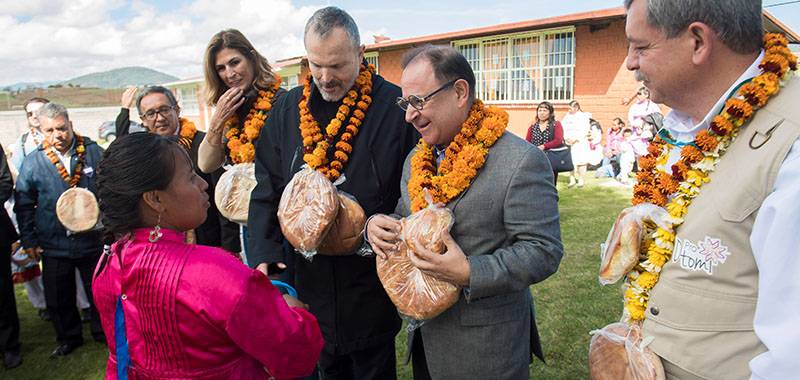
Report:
318,192,366,255
215,163,256,225
599,204,670,285
376,195,460,324
278,166,339,260
56,187,100,233
589,322,665,380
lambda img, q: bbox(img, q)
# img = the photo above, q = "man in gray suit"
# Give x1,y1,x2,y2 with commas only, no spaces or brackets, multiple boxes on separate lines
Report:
367,45,563,379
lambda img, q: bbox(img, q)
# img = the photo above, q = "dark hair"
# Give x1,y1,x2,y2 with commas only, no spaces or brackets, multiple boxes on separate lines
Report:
304,6,361,51
624,0,762,54
135,86,178,115
613,117,625,125
203,29,276,106
23,97,49,110
400,45,476,102
623,128,633,134
96,133,184,244
569,100,580,109
537,101,556,126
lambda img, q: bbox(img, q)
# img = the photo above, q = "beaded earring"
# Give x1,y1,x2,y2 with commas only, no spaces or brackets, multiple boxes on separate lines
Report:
149,213,163,243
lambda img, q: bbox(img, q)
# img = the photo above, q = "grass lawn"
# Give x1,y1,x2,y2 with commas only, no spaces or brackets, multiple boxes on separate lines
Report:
2,173,632,380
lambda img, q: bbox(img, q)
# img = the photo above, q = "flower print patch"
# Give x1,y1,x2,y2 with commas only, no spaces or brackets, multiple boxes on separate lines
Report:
672,236,731,275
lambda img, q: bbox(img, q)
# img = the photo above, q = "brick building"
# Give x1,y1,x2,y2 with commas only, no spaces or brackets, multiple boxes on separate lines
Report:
168,7,798,138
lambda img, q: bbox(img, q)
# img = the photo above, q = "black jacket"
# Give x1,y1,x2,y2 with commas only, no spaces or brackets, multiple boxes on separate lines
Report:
14,137,103,257
0,144,18,248
247,73,419,354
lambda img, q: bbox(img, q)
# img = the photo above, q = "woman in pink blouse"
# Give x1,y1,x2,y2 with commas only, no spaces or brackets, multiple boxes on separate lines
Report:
93,133,323,380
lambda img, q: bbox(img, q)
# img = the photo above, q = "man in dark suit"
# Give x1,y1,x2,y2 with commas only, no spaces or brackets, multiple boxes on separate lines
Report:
121,86,239,253
367,45,563,379
0,143,22,369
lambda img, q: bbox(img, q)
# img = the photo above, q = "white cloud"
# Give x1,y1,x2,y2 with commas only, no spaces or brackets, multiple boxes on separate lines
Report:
0,0,323,86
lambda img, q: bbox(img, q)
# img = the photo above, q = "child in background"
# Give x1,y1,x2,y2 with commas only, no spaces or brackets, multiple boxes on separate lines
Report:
617,128,636,186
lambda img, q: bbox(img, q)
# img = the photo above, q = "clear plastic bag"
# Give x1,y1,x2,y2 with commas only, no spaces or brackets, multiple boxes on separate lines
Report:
599,203,670,285
277,166,339,260
318,191,366,256
588,322,665,380
215,163,256,225
376,191,460,330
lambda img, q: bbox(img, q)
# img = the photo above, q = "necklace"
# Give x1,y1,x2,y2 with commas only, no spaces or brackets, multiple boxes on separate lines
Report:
622,33,797,321
408,99,508,212
224,75,282,164
43,134,85,187
299,63,375,181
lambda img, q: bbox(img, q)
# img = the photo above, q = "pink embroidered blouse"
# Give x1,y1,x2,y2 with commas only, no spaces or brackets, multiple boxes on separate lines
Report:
93,229,323,380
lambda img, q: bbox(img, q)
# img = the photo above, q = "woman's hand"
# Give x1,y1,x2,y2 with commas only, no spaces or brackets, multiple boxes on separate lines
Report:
206,87,246,144
537,144,545,151
283,294,309,310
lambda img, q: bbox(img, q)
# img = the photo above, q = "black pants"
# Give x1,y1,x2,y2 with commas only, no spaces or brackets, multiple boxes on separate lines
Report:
318,341,397,380
42,253,105,346
411,331,432,380
0,243,20,354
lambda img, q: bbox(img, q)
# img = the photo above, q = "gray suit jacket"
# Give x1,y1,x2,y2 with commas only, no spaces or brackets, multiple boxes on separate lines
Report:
396,131,563,379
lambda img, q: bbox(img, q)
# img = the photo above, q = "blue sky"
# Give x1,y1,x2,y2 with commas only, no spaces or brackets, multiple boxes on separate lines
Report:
1,0,798,86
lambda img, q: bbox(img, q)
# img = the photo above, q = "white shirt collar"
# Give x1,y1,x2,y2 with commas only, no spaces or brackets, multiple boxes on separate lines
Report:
664,50,765,142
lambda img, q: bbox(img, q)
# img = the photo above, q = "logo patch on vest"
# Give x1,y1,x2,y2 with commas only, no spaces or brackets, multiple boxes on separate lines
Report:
672,236,731,275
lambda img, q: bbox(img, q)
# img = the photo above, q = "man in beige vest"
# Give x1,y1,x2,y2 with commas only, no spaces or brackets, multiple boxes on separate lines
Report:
625,0,800,379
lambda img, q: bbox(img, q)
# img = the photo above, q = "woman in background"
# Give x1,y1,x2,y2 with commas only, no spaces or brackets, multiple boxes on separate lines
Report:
526,101,564,186
93,133,322,379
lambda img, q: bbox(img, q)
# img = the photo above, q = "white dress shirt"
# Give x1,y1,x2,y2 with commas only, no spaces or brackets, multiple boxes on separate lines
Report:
661,50,800,380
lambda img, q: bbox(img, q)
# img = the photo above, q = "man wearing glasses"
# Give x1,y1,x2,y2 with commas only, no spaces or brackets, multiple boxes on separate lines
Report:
116,86,238,253
367,45,563,379
10,97,50,171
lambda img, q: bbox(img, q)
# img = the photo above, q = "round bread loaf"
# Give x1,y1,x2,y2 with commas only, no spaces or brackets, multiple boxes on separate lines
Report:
215,163,256,224
376,206,459,320
56,187,99,232
589,323,665,380
318,193,366,255
277,168,338,252
599,209,642,284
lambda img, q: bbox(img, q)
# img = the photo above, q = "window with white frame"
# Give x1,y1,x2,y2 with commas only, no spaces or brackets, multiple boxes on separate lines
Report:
365,52,379,74
453,27,574,104
280,74,299,91
177,86,200,116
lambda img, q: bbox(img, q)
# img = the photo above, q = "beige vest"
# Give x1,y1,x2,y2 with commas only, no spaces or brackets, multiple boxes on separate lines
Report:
642,77,800,380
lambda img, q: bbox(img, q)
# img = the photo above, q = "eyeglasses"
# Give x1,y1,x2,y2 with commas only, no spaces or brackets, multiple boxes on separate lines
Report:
140,106,175,121
396,79,457,112
26,111,36,117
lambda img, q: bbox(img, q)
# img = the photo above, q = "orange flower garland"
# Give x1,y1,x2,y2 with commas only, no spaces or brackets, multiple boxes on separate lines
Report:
408,99,508,212
176,118,197,152
43,134,85,187
224,75,282,164
299,63,375,181
623,33,797,321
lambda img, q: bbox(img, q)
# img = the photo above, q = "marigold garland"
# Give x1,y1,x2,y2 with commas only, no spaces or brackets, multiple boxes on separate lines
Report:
175,118,197,152
408,99,508,212
43,134,85,187
299,63,375,181
622,33,797,321
224,75,282,164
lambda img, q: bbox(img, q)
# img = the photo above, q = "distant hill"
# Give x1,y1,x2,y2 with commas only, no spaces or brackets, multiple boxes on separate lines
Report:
66,67,179,89
2,67,180,91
